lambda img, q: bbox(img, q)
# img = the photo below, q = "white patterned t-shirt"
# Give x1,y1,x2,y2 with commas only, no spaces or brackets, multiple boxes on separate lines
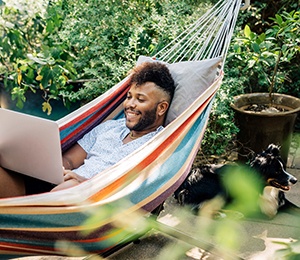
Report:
73,118,163,179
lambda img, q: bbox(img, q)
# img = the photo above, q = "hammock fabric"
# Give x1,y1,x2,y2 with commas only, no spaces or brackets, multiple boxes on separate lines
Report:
0,0,245,257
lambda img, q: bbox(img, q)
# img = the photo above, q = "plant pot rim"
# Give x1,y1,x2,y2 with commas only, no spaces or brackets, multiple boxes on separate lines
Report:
230,92,300,117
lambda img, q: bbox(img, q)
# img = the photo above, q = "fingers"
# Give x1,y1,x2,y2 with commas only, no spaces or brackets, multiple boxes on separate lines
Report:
63,171,87,183
63,169,74,176
63,170,76,181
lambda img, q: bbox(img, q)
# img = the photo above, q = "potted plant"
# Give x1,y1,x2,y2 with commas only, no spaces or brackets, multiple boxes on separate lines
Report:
0,2,81,120
229,10,300,164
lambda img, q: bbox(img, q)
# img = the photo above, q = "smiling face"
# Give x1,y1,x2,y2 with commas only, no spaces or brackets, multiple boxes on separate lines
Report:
123,82,170,134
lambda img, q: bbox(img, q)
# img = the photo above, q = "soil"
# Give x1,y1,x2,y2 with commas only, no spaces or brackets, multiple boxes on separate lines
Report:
243,104,290,113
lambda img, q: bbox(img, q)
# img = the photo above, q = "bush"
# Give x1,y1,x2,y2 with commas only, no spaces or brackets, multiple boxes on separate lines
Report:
202,5,300,156
55,0,211,102
226,10,300,97
56,0,236,156
0,1,79,114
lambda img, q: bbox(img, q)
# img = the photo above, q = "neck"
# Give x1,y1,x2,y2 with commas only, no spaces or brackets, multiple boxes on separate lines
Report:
129,126,160,140
129,131,139,140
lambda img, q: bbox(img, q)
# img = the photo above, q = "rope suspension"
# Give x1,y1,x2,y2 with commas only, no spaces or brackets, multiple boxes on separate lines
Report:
155,0,247,67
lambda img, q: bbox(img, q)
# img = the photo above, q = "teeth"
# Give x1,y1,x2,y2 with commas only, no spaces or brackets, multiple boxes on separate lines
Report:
127,111,138,116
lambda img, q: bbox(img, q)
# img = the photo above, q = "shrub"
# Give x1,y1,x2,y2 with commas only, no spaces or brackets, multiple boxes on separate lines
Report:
54,0,211,102
227,10,300,98
0,1,79,114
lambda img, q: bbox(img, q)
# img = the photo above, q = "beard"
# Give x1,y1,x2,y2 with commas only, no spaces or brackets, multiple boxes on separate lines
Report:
126,105,158,131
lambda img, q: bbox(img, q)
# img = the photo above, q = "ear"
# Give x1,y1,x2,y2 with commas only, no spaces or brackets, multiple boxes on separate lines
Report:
265,144,280,156
157,101,170,116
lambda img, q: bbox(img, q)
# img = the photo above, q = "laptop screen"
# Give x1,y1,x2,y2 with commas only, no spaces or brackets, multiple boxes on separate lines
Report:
0,108,63,184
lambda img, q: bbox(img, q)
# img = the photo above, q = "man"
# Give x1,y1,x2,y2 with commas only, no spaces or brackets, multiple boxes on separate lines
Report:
0,61,175,197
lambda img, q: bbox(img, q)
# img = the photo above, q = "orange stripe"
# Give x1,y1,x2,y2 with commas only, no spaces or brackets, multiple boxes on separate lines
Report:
73,228,124,243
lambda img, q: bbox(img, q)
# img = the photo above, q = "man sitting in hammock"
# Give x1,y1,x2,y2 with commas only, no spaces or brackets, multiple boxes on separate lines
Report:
0,62,175,198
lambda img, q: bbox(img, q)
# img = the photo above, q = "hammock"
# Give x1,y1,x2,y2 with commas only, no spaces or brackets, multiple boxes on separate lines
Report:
0,0,247,257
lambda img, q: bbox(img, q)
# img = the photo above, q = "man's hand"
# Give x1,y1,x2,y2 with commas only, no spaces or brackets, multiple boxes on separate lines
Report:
51,169,87,192
63,169,87,183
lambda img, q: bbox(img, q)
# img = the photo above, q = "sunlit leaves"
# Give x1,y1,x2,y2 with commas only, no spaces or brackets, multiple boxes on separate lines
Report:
42,101,52,115
17,68,22,85
11,87,26,109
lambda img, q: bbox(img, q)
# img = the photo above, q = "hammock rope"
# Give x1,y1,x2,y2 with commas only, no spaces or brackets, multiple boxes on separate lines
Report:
155,0,244,64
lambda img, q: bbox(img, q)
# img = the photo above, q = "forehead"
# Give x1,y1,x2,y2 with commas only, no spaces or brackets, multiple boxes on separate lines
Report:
128,82,163,97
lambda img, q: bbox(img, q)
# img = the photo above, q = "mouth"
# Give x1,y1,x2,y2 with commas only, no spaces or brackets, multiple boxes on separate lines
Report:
125,109,140,120
268,179,290,191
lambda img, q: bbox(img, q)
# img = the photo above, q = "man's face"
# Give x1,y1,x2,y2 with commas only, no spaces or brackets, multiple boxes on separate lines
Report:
123,82,164,131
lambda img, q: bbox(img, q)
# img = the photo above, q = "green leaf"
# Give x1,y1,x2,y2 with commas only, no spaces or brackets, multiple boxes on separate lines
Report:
25,68,35,81
40,66,54,89
252,43,260,53
46,20,55,34
257,33,266,44
275,14,283,26
11,87,26,109
244,25,251,39
27,54,48,65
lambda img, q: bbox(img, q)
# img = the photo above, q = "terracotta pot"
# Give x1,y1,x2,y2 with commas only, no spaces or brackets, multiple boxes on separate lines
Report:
230,93,300,164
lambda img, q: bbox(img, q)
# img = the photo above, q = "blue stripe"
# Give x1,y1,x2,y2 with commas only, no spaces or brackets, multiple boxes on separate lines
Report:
0,212,87,229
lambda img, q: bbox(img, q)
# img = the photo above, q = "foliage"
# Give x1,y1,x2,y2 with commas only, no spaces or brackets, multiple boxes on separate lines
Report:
226,10,300,98
201,84,239,156
0,0,211,114
55,0,209,102
202,7,300,156
0,1,79,114
239,0,299,34
1,0,297,154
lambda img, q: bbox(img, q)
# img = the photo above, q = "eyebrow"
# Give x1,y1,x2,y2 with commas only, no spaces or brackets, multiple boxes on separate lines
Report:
128,88,149,97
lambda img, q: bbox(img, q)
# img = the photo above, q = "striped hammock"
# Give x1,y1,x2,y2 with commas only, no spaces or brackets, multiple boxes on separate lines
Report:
0,0,246,257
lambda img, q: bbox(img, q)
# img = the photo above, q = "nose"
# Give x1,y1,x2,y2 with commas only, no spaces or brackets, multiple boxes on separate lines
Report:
290,176,297,185
124,98,136,108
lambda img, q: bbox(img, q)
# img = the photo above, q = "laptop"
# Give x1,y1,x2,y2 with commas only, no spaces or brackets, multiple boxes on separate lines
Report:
0,108,64,185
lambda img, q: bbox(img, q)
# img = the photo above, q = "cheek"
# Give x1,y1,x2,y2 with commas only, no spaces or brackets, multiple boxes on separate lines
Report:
123,99,131,109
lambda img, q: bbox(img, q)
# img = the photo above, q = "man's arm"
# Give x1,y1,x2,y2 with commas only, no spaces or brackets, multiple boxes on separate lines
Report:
62,143,87,170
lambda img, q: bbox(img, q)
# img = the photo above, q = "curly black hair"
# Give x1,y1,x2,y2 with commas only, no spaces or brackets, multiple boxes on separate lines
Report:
129,62,175,102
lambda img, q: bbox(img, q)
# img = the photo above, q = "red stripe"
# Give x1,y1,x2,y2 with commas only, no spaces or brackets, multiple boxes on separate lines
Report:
0,243,57,255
